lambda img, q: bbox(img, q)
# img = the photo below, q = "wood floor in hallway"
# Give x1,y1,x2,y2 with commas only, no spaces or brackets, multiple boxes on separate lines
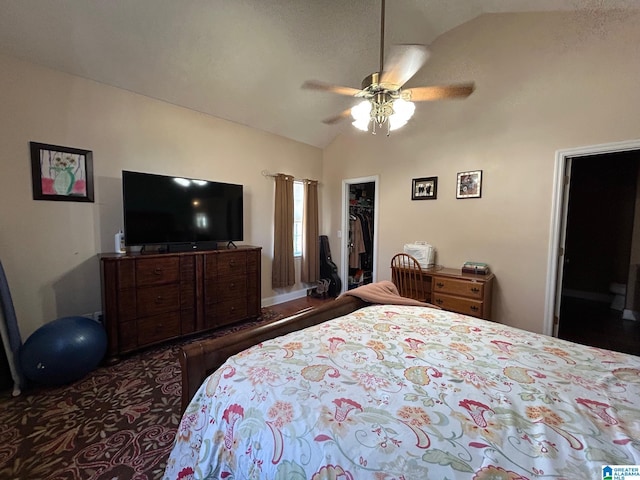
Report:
558,296,640,356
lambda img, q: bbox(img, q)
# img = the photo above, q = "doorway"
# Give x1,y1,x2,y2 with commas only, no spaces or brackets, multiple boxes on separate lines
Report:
546,140,640,355
341,176,379,293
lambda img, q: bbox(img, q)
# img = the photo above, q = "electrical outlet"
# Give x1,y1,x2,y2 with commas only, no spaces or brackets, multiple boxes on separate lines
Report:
81,311,103,322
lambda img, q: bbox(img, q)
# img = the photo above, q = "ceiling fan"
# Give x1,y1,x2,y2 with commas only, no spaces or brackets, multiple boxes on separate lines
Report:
302,0,475,135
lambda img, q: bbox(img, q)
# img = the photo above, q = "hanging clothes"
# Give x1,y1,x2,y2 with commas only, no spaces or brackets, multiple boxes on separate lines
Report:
349,215,366,268
357,211,373,270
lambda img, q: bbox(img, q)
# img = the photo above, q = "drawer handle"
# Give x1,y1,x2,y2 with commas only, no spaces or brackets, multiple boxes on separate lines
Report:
436,282,444,288
470,287,480,293
470,305,479,312
154,268,163,275
230,282,235,288
229,260,236,266
155,296,163,303
435,298,444,305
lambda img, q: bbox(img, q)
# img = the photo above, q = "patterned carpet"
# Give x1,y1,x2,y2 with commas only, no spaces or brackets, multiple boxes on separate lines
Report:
0,309,283,480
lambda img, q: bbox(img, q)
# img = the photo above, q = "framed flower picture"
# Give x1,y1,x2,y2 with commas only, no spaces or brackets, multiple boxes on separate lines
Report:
30,142,94,202
456,170,482,199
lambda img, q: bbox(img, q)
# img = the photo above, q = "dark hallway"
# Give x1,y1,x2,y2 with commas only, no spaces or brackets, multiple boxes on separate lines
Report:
557,150,640,356
558,296,640,356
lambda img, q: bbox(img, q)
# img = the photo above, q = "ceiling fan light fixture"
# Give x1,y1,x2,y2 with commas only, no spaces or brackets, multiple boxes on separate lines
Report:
351,97,414,133
303,1,473,136
389,98,415,131
351,100,372,131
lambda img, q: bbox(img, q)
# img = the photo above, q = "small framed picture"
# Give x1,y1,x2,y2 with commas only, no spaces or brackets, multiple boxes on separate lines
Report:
456,170,482,199
412,177,438,200
30,142,94,202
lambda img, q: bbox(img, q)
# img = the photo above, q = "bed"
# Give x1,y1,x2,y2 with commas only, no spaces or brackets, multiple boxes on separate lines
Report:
165,283,640,479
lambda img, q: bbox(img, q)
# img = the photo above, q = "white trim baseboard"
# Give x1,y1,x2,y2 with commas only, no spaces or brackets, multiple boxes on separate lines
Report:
261,288,308,308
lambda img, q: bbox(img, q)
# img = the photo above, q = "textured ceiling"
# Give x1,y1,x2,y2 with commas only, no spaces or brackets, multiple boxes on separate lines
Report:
1,0,638,148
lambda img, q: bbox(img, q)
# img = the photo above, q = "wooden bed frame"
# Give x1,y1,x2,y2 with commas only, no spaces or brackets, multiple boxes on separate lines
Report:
179,295,370,410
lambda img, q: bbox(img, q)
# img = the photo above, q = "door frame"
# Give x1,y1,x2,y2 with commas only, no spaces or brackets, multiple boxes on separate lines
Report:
544,138,640,336
341,175,380,293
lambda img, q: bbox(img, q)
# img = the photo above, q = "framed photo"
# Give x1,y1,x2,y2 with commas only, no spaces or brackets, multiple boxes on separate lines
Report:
412,176,438,200
30,142,94,202
456,170,482,199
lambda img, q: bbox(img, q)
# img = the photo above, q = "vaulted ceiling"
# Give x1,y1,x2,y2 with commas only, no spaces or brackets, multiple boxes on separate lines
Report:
1,0,638,148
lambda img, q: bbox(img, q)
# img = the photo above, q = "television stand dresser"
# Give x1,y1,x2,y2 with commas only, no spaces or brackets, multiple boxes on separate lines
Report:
391,265,494,320
100,246,261,360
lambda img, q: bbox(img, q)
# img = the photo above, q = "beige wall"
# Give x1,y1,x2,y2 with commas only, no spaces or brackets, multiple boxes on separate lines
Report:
322,11,640,333
0,53,322,338
4,10,640,340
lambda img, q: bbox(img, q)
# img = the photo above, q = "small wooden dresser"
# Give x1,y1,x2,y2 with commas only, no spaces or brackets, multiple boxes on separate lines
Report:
391,265,494,320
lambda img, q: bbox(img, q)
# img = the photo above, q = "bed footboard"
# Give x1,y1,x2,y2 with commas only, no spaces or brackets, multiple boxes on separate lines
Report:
179,295,369,411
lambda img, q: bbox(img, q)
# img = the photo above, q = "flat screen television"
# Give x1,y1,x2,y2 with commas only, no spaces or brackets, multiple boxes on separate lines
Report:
122,170,243,249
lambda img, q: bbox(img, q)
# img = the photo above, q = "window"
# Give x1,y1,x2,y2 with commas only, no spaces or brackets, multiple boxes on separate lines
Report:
293,181,303,257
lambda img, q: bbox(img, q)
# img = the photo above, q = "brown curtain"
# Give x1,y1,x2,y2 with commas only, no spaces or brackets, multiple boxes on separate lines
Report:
301,180,319,283
272,173,295,288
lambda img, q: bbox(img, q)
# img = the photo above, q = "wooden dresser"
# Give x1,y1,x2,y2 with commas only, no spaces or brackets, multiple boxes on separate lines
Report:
391,265,494,320
100,246,261,359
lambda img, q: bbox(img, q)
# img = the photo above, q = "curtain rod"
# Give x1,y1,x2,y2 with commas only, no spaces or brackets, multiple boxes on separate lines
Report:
261,170,318,183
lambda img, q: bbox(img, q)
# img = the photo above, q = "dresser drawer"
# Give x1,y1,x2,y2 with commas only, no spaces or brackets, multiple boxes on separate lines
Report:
137,312,181,346
215,275,247,302
217,251,247,276
135,257,180,286
136,284,180,317
204,276,247,305
432,293,483,318
217,300,247,326
432,276,484,299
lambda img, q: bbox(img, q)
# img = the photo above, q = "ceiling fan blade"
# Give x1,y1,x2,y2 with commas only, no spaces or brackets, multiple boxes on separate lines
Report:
302,80,362,97
379,44,430,89
322,108,353,125
405,83,475,102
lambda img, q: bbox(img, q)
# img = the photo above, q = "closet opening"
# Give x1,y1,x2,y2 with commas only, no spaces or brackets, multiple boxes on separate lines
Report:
341,176,379,293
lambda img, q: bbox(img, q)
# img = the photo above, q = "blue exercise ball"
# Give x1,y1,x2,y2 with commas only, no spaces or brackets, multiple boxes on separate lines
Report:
20,316,107,386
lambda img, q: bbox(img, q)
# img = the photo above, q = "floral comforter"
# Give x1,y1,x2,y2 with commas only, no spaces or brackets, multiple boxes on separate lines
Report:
164,305,640,479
